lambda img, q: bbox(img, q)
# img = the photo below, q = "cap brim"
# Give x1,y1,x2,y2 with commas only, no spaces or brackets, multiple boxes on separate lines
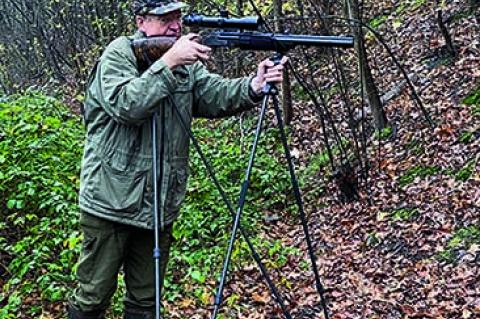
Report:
148,2,189,15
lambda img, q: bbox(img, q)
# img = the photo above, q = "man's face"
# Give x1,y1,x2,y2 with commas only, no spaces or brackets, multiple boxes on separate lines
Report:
136,10,182,38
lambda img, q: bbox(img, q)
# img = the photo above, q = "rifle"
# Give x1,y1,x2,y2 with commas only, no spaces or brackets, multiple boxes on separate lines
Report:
131,13,354,69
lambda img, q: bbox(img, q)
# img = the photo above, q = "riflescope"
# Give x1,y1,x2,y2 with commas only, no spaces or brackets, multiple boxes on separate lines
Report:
182,13,261,31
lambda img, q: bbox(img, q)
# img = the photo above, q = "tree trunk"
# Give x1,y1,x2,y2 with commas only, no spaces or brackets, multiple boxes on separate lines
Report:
235,0,244,77
347,0,387,130
236,0,243,15
274,0,293,125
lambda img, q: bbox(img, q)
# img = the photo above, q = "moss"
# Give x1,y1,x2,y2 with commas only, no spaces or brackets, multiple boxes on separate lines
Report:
399,165,441,186
465,85,480,116
291,83,311,101
450,9,478,23
438,225,480,263
455,160,475,182
411,0,426,11
463,85,480,106
458,131,474,144
392,207,418,221
375,126,393,140
369,15,388,29
407,139,425,156
395,3,407,14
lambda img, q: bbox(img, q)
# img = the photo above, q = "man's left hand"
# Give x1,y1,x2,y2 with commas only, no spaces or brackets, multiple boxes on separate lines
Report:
250,56,289,95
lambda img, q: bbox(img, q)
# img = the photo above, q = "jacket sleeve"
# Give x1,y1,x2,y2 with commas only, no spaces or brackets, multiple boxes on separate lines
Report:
191,62,260,118
91,37,178,125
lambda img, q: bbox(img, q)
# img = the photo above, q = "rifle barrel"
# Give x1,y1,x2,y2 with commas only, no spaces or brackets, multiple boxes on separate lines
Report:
214,32,354,51
274,34,354,48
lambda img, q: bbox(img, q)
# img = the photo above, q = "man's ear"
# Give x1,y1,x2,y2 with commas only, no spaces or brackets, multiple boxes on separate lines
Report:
136,15,146,31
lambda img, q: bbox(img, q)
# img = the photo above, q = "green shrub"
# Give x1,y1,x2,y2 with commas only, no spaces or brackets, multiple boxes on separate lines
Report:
167,117,293,302
0,93,297,315
0,92,84,315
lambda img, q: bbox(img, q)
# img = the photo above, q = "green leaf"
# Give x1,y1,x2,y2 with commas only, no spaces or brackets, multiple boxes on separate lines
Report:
392,19,402,29
7,199,16,209
16,200,24,209
190,270,206,283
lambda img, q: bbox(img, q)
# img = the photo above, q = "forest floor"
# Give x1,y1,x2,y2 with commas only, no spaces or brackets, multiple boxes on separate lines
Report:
12,1,478,319
163,2,480,319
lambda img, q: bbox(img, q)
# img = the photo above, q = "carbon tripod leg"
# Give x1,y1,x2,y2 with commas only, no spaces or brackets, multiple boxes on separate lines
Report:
168,97,292,319
152,111,164,319
210,93,271,319
270,94,330,319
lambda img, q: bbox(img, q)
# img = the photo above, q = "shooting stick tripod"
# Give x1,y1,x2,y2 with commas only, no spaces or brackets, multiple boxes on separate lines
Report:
210,53,328,319
153,54,329,319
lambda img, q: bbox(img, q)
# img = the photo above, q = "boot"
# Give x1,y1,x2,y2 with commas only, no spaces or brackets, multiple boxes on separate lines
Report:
124,306,154,319
67,304,105,319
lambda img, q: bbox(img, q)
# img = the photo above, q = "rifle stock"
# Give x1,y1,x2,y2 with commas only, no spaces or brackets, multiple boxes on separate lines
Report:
131,36,177,70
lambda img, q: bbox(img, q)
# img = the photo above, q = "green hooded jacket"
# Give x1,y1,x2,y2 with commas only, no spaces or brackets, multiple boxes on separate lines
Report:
79,32,259,229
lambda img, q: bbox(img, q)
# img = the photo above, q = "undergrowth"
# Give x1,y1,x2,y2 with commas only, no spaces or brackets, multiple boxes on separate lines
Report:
0,92,83,318
0,93,295,317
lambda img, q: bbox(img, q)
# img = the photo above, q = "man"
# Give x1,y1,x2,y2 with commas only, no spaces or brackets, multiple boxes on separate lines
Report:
68,1,286,318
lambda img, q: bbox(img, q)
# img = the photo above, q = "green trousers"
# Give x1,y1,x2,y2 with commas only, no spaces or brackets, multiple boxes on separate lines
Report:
69,212,173,313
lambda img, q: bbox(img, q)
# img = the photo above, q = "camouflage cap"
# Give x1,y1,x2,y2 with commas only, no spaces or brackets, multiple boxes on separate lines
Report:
132,0,188,16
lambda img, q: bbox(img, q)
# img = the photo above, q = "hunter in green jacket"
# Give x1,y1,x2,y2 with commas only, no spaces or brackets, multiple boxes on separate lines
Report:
68,1,286,318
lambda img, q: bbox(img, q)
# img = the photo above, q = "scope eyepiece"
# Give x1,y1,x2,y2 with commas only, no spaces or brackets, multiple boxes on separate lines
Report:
183,13,261,31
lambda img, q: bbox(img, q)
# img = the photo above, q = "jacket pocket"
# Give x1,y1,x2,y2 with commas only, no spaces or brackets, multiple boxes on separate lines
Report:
93,161,147,213
165,157,188,214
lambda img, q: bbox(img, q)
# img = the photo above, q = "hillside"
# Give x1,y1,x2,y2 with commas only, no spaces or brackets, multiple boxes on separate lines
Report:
0,0,478,318
163,1,480,318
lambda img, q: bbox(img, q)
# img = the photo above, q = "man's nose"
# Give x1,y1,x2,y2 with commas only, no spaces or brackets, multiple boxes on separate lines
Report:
169,20,181,31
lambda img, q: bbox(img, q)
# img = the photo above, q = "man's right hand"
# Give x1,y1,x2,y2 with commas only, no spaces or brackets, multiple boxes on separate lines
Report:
161,33,211,69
